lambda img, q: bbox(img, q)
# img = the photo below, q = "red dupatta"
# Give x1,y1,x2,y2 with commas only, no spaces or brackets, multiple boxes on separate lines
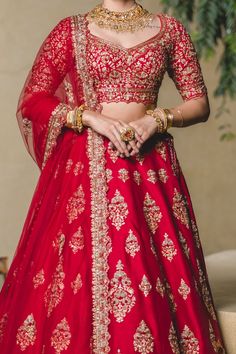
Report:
16,13,111,353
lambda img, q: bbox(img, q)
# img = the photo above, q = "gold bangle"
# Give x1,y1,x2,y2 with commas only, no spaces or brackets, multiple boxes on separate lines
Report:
146,108,166,133
177,108,184,127
163,108,174,129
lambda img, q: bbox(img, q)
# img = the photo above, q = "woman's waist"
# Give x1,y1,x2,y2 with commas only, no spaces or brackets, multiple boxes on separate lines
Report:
100,101,156,123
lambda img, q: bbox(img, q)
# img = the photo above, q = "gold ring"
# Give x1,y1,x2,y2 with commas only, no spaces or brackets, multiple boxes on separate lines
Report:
120,127,135,142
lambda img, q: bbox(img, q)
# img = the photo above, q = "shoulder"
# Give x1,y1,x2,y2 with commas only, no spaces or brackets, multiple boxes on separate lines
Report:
154,12,189,40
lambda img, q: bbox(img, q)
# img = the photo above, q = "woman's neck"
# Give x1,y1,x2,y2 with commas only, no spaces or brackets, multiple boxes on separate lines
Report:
102,0,137,12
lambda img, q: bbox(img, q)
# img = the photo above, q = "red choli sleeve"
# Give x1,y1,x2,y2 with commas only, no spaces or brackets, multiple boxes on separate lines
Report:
166,17,208,101
17,16,74,170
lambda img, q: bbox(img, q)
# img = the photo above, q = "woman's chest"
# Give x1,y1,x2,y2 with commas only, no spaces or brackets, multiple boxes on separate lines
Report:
86,35,169,85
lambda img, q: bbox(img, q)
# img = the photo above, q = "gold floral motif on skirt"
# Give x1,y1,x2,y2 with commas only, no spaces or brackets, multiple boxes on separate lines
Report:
168,322,180,354
108,189,129,231
51,318,71,354
69,226,85,253
172,188,190,229
180,325,200,353
16,314,37,351
44,256,65,317
178,278,191,300
133,320,154,354
139,275,152,297
71,273,83,294
0,313,8,344
66,185,85,224
125,229,140,257
143,192,162,234
161,233,178,261
33,269,45,289
108,260,136,323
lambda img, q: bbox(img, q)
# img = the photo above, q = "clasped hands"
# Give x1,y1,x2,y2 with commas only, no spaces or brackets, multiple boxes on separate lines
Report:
83,111,160,158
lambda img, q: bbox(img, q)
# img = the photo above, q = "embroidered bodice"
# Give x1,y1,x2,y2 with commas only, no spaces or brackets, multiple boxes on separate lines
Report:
85,13,207,105
24,12,207,110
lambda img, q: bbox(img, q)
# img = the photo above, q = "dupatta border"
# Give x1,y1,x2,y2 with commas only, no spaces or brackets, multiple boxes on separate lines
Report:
42,103,70,170
71,14,111,353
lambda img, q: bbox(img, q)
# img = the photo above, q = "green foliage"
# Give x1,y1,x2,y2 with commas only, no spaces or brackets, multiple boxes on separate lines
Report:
161,0,236,139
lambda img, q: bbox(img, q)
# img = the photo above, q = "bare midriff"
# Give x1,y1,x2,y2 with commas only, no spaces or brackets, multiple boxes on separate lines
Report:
100,101,156,123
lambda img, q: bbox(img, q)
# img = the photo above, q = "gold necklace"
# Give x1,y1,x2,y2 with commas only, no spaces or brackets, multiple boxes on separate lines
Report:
87,2,155,33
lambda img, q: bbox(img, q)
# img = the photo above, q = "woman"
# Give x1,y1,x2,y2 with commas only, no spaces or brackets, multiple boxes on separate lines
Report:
0,0,226,353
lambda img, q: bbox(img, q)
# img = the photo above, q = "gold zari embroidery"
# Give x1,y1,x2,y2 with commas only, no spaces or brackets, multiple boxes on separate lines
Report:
108,260,136,322
66,184,85,224
51,318,71,354
133,320,154,354
16,314,37,351
108,189,129,230
143,192,162,234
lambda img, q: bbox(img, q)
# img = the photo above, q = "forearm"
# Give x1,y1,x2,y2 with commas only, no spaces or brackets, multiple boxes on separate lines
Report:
169,95,210,128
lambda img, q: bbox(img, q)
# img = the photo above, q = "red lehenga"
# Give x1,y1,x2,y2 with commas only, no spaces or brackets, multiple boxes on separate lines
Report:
0,10,226,354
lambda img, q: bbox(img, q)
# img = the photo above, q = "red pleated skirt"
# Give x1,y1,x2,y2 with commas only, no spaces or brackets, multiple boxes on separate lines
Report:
0,127,226,353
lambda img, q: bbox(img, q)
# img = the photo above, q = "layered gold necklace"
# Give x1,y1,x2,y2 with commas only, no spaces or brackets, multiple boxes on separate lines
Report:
87,2,155,32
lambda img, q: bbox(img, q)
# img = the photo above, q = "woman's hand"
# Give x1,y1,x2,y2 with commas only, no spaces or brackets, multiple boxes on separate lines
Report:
82,110,144,157
124,113,159,156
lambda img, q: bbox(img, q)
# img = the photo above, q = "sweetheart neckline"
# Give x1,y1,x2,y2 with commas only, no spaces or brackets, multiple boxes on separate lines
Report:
84,12,166,52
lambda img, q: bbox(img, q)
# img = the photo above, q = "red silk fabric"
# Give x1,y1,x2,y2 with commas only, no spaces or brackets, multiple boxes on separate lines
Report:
0,12,226,354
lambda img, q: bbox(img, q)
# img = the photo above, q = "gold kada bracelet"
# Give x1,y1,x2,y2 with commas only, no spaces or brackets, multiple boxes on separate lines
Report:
66,104,88,133
146,108,167,133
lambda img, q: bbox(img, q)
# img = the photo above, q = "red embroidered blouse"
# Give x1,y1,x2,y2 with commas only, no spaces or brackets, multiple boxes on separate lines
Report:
17,12,207,169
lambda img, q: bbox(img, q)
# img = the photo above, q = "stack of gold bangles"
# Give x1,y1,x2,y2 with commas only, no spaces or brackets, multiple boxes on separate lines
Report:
145,107,174,133
66,104,88,133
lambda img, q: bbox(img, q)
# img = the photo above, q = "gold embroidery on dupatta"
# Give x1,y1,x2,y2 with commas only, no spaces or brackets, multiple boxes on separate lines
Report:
168,322,180,354
66,158,73,173
108,260,136,322
180,325,199,353
72,14,111,353
66,184,85,224
108,189,129,230
52,231,66,256
16,314,37,351
178,278,190,300
73,161,84,176
69,226,85,253
44,256,65,317
209,320,226,353
125,229,140,257
196,259,217,320
161,233,178,261
51,318,71,354
143,192,162,234
64,80,75,104
33,269,45,289
172,188,190,229
133,320,154,354
42,103,70,170
22,118,32,136
0,313,8,343
139,275,152,297
71,273,83,294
